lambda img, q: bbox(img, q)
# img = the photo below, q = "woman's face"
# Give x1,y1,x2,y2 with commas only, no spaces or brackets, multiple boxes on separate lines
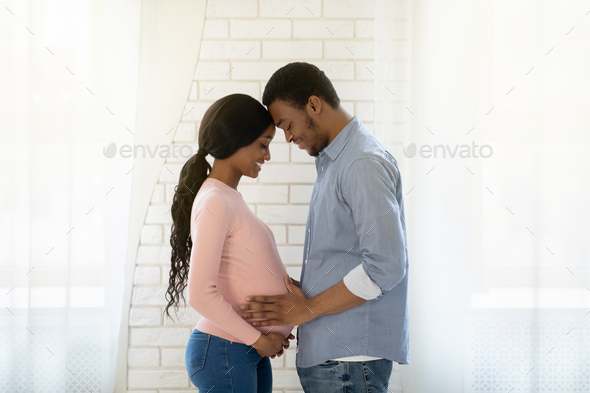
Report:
234,124,276,178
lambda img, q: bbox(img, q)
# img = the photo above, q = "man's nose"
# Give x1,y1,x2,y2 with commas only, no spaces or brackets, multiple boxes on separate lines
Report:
283,129,294,143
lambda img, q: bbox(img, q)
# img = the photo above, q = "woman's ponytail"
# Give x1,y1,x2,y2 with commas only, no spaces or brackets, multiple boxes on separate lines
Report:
164,148,211,321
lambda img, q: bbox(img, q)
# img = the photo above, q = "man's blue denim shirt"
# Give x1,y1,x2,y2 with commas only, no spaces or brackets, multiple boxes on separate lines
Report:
296,116,410,368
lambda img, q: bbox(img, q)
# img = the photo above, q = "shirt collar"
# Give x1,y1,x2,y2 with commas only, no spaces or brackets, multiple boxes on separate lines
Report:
321,116,361,161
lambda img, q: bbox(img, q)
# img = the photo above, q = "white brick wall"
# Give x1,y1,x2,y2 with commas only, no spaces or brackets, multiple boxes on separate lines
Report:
127,0,411,391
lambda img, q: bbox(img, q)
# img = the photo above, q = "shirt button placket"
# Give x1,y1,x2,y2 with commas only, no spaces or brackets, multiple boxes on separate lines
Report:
307,156,323,265
307,213,312,262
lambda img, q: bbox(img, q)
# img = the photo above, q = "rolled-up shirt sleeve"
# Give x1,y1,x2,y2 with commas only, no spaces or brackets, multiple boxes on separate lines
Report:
340,157,407,300
343,263,382,300
187,192,262,346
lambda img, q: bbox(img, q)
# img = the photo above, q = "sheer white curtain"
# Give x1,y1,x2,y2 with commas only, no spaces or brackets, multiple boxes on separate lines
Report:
376,0,590,392
0,1,140,391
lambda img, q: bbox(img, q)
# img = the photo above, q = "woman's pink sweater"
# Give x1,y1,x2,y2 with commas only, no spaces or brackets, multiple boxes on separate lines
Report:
188,177,294,345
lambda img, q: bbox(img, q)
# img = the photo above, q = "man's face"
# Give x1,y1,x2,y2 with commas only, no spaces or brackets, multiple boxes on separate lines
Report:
267,99,329,157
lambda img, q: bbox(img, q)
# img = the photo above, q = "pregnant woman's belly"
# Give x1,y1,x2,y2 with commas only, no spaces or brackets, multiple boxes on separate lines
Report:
216,259,295,340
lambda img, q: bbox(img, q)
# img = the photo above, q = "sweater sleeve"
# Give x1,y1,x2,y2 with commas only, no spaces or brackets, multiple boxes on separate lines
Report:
187,191,262,346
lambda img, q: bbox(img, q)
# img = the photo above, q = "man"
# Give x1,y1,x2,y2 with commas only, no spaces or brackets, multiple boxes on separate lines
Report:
240,62,409,392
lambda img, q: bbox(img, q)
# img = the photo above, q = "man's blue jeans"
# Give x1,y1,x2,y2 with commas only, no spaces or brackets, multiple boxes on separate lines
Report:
185,328,272,392
296,358,394,393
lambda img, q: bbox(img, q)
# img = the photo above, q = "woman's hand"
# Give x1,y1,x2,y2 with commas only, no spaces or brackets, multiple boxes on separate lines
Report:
270,333,295,359
251,332,290,358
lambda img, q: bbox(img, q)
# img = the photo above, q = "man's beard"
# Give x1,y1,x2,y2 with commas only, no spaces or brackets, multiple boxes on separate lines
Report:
305,113,329,157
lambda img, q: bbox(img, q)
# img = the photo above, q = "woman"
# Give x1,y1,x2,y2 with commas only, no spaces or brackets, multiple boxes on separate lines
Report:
164,94,295,392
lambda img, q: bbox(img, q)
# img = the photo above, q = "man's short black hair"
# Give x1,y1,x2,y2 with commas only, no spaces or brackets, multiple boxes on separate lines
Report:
262,62,340,110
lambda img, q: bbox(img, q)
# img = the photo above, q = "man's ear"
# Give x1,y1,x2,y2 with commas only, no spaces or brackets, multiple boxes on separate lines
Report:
308,95,322,114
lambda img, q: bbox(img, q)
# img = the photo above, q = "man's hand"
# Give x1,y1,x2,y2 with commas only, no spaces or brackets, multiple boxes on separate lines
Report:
242,275,368,327
240,275,314,327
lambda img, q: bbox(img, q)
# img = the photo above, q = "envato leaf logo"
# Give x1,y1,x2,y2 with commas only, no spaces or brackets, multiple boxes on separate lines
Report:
402,142,493,158
103,143,117,158
403,143,417,158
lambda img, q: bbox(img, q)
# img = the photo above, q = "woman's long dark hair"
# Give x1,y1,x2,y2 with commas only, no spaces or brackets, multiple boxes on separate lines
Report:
164,94,274,322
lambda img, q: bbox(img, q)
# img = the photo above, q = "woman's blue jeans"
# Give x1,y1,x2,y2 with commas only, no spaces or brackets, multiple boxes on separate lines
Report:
185,328,272,392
